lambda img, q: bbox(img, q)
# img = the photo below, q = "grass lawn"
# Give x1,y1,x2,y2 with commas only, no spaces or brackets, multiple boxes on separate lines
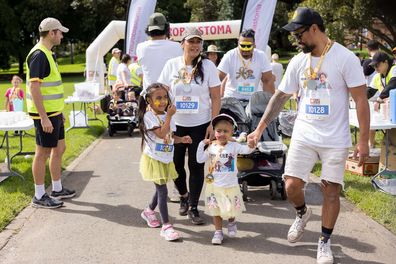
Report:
0,75,106,231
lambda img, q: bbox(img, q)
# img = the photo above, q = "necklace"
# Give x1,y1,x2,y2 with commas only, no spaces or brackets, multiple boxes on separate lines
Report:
304,39,332,89
181,56,200,93
238,50,252,71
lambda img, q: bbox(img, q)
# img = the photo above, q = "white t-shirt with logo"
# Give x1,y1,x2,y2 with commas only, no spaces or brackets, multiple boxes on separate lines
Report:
158,57,221,127
137,39,183,90
218,48,272,100
196,141,254,187
278,42,365,148
143,111,176,164
116,63,131,84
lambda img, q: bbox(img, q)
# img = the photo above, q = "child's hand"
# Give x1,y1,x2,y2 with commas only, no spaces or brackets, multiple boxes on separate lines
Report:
182,135,192,144
167,104,176,116
247,137,256,149
203,139,211,145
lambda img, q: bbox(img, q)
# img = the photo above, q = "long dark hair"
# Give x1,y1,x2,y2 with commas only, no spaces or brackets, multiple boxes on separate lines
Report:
138,83,170,150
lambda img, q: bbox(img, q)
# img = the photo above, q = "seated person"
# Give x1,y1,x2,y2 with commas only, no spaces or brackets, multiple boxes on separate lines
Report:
123,91,138,116
108,90,125,118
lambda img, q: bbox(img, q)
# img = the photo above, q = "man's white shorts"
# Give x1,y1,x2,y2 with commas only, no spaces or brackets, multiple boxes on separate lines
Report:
284,140,349,187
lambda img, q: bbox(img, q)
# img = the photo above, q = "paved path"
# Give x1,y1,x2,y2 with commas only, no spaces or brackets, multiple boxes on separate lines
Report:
0,134,395,264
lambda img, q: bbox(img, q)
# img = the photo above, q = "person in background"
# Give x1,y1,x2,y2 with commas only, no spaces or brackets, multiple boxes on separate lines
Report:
4,75,24,112
116,54,132,88
271,53,284,89
107,48,122,89
136,12,183,91
369,52,396,104
128,55,143,88
218,29,275,102
248,7,369,263
26,17,76,208
392,47,396,64
205,44,222,66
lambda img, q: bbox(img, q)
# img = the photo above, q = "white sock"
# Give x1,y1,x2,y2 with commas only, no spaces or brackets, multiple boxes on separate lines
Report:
52,180,63,192
34,184,46,199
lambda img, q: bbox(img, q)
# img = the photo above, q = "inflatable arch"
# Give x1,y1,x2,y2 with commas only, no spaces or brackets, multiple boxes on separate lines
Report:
85,20,271,92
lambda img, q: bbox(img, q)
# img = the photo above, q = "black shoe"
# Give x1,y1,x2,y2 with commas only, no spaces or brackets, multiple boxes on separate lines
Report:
179,195,189,216
187,208,204,225
50,188,76,199
32,194,63,209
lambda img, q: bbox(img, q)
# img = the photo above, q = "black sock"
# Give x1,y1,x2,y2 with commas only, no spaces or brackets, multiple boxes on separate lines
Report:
320,226,333,243
295,203,307,218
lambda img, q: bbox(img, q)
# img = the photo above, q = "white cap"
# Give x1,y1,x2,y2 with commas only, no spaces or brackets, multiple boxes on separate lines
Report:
39,18,69,33
112,48,122,54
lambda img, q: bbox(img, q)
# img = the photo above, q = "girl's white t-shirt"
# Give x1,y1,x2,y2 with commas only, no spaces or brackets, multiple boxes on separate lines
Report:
116,63,132,84
143,111,176,164
218,48,272,100
278,42,366,148
196,141,254,187
158,57,221,127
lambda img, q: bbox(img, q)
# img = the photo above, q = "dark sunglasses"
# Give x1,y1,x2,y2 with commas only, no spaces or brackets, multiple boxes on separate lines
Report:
239,44,253,48
292,26,311,40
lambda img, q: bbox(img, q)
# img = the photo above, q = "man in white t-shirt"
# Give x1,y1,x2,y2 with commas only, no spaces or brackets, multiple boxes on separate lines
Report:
136,13,183,91
248,7,369,264
218,29,275,101
271,53,284,89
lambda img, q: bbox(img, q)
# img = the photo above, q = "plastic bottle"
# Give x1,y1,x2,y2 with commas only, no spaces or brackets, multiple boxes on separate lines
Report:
390,89,396,124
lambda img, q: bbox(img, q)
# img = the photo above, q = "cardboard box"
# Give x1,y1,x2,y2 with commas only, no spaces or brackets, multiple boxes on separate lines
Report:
379,143,396,172
345,156,380,176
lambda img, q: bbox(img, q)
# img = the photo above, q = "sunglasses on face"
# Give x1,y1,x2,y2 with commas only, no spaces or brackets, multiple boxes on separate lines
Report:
239,42,254,51
292,26,310,40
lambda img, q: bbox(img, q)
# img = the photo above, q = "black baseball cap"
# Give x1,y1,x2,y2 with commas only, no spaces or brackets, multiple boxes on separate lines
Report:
283,7,324,32
212,114,237,130
369,52,391,66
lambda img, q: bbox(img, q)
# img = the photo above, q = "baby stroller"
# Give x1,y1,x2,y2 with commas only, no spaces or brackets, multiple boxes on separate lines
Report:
107,86,140,137
220,92,288,200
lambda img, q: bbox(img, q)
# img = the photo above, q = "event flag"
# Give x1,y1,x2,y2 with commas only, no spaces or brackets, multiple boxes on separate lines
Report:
240,0,277,51
125,0,157,57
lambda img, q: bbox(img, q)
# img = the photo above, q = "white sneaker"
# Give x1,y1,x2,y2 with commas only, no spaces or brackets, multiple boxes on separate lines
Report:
317,238,334,264
211,231,224,245
169,187,180,203
227,221,237,237
287,207,312,243
160,224,180,241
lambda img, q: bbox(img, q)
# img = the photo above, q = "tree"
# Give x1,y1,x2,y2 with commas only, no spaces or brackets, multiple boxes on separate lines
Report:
299,0,396,52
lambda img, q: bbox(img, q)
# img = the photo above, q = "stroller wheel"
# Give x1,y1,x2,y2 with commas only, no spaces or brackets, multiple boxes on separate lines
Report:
280,181,287,200
241,181,248,201
108,126,114,137
270,180,277,200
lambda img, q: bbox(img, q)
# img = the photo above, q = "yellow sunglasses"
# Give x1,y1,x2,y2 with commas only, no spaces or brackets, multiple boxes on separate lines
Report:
239,41,254,51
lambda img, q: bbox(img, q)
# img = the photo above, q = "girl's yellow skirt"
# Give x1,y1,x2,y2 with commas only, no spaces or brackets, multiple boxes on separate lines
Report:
139,154,178,185
205,183,245,219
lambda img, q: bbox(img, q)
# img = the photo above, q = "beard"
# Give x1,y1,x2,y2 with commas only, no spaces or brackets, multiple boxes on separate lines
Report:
300,43,315,53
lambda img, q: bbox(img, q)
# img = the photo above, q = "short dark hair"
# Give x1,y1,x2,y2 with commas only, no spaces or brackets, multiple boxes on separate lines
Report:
39,31,49,37
145,23,170,37
367,40,379,51
121,54,131,64
240,29,255,41
317,23,326,32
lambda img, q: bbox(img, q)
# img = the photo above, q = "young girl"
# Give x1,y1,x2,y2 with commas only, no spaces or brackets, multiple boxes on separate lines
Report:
138,83,192,241
4,75,24,112
196,114,255,245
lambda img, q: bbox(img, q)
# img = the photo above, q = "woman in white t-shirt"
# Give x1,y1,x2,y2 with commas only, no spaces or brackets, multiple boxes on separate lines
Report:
116,54,132,88
158,27,221,225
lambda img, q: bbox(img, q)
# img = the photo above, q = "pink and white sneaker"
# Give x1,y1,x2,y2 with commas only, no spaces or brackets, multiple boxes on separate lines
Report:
160,224,180,241
141,208,161,228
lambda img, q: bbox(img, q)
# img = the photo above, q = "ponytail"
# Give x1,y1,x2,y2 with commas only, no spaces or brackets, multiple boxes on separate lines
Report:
192,55,204,84
138,95,149,150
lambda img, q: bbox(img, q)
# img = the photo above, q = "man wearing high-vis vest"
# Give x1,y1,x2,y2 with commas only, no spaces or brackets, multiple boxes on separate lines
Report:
108,48,122,88
26,17,75,209
128,56,143,87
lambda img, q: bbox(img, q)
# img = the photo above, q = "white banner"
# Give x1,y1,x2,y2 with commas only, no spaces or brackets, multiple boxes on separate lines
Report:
241,0,277,51
125,0,157,56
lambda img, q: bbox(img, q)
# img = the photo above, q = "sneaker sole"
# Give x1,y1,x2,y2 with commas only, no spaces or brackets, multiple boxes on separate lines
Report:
187,215,204,225
160,233,180,241
50,193,76,200
287,208,312,243
31,202,63,209
211,239,223,245
141,212,160,228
